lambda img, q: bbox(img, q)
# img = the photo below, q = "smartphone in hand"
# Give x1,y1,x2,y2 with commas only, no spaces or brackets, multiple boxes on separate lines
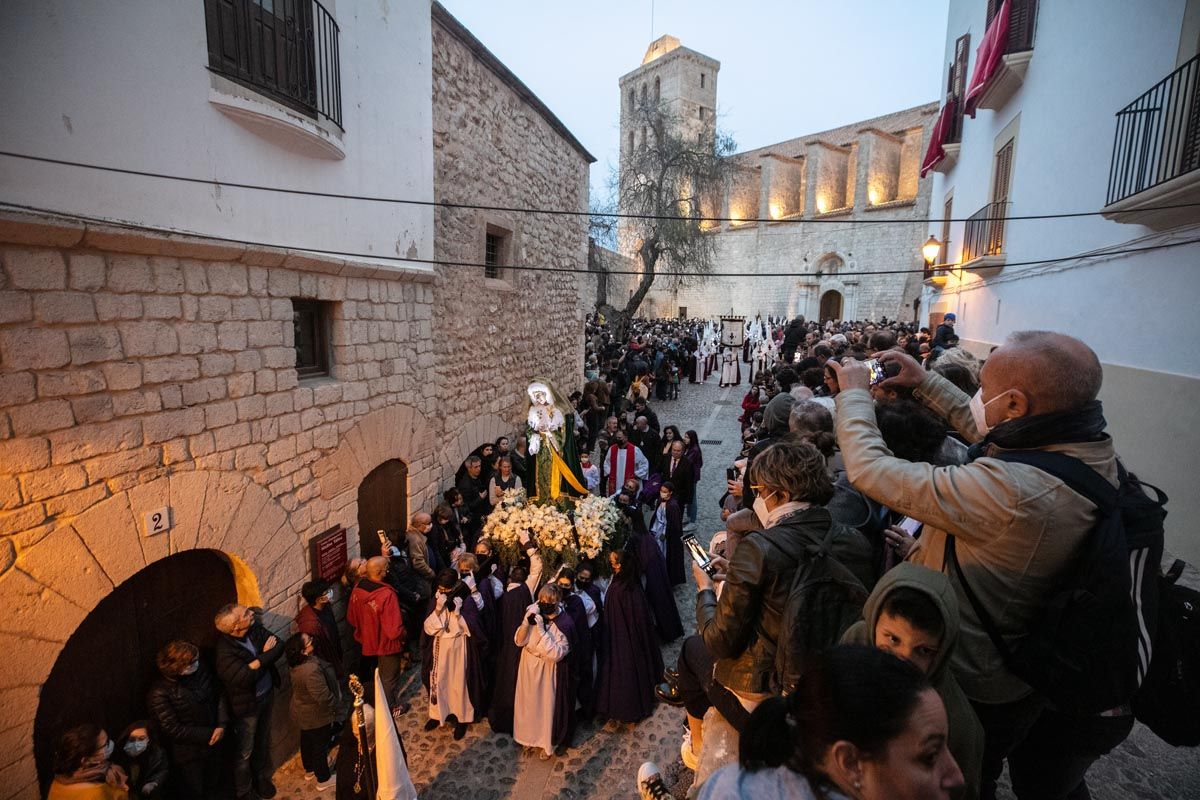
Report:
683,533,718,577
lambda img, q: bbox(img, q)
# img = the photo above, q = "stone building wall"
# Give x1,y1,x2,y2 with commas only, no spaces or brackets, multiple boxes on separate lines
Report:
430,7,592,433
634,100,939,322
0,212,447,797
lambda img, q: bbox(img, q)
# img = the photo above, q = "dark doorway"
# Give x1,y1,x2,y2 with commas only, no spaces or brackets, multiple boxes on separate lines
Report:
819,290,844,322
357,459,409,558
33,549,238,791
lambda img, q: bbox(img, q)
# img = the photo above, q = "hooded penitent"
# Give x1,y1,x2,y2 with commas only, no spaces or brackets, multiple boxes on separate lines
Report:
842,562,984,800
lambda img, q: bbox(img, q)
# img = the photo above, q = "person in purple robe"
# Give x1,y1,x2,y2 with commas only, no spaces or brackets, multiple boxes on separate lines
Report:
554,567,597,719
596,549,664,728
420,569,489,740
651,481,686,586
488,537,542,735
618,489,684,642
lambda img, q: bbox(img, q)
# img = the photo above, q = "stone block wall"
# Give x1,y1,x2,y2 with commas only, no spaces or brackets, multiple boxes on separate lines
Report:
0,212,450,798
431,14,590,434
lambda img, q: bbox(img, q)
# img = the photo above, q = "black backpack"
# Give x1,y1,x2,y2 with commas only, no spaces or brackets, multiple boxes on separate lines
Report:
946,452,1166,716
1132,559,1200,745
771,527,869,696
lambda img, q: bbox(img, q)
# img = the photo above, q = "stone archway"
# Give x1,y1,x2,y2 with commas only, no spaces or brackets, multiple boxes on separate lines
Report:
314,404,438,553
0,470,305,799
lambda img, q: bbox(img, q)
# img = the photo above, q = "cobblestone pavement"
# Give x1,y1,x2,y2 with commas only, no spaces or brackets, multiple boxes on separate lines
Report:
272,373,1199,799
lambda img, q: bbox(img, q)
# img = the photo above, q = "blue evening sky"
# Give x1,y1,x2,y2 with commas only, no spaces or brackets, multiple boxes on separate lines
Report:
439,0,951,204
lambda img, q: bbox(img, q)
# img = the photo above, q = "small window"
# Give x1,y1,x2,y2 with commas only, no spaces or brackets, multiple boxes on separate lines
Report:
700,73,706,88
654,77,661,102
484,226,511,280
629,130,635,151
292,299,332,379
699,107,705,120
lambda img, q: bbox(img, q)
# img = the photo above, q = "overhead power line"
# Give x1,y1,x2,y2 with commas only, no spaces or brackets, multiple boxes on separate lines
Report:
4,149,1200,226
2,201,1196,279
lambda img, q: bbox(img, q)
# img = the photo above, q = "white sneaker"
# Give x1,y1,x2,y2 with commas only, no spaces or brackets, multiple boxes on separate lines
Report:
315,775,335,791
304,772,316,782
637,761,671,800
680,730,699,771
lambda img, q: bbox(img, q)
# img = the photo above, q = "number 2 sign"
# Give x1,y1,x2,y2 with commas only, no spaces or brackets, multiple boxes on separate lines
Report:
143,507,172,536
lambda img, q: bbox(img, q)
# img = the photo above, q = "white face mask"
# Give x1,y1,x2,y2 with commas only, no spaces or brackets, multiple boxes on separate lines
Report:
970,389,1005,438
124,739,148,757
752,492,774,527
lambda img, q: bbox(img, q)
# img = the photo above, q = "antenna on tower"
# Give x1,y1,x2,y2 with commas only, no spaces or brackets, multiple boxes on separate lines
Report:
651,0,655,39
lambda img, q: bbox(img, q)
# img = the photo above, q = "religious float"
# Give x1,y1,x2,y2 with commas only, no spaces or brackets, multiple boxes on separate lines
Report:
482,380,628,573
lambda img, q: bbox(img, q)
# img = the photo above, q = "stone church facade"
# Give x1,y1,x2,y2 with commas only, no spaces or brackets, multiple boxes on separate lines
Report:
0,2,589,796
616,36,938,322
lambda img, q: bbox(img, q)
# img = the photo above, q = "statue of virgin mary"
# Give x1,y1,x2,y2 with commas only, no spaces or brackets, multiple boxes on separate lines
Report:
525,379,589,501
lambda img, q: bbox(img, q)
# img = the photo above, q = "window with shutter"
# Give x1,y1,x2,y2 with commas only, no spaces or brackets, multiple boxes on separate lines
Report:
989,140,1014,255
948,34,970,142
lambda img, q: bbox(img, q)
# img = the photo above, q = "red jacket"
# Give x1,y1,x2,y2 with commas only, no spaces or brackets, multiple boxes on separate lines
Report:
346,579,405,656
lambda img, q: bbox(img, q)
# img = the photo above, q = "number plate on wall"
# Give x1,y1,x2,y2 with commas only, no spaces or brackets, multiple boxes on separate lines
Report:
143,507,172,536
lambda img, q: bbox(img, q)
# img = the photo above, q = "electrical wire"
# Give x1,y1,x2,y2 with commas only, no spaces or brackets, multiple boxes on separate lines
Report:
3,200,1196,279
4,149,1200,226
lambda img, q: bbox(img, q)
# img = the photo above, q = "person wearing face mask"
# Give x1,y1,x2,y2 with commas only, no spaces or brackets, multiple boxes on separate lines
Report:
48,724,129,799
404,512,438,583
830,333,1123,799
650,481,686,586
513,584,578,760
595,549,663,730
695,440,855,717
555,566,598,719
421,570,488,740
112,723,167,800
145,641,226,800
295,580,345,679
490,532,543,734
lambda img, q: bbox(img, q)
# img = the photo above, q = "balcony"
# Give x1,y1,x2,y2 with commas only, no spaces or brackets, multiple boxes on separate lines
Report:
1103,53,1200,230
204,0,343,155
961,202,1009,277
971,0,1038,113
924,241,953,287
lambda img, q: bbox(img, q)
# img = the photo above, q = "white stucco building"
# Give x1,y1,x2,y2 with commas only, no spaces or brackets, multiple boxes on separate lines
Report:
921,0,1200,563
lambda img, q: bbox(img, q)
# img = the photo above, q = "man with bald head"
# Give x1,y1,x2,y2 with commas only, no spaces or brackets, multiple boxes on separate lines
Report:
831,331,1117,799
405,511,437,581
347,555,407,710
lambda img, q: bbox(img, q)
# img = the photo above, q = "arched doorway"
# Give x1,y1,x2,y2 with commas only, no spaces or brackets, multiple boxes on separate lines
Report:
819,290,844,322
33,549,238,790
357,459,409,557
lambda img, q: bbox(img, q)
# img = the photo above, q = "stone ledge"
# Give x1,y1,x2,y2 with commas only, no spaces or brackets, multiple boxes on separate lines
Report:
0,208,436,284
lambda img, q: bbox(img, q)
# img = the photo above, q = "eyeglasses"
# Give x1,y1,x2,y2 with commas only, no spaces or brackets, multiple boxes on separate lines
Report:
750,484,770,493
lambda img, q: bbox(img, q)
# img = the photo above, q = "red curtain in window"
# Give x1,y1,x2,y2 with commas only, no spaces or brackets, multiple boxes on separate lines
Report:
964,0,1011,117
920,99,958,178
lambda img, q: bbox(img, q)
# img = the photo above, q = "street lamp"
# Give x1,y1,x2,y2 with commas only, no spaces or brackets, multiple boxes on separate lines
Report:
922,235,942,266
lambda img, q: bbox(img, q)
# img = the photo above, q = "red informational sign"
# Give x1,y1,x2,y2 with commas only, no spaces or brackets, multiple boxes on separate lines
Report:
311,526,348,583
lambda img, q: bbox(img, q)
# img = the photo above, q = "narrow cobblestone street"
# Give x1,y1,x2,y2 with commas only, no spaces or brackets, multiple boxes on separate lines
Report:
272,373,1200,800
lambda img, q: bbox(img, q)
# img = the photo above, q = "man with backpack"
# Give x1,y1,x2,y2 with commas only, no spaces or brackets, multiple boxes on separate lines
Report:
830,331,1152,800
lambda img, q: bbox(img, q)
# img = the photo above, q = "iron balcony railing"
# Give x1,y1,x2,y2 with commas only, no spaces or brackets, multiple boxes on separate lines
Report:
204,0,343,129
962,202,1010,263
1106,53,1200,206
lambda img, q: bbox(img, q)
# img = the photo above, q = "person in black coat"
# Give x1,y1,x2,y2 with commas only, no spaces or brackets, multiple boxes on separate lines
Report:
145,640,228,800
650,482,686,586
114,720,170,800
214,604,285,800
661,441,695,521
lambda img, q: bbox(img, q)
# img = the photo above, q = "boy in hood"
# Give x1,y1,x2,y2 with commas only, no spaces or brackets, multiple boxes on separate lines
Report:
842,562,983,799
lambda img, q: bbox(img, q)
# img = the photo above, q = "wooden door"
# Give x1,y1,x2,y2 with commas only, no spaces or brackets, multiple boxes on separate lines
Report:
819,290,843,322
357,459,409,558
33,550,237,790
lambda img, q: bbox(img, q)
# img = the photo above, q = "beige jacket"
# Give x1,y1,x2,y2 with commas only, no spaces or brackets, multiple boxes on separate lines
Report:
835,372,1116,703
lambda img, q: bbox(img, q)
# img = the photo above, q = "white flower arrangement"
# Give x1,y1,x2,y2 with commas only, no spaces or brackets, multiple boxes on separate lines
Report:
573,494,622,559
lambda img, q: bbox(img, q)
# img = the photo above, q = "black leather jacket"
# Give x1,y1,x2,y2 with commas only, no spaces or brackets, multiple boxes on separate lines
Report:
696,507,872,694
145,664,228,764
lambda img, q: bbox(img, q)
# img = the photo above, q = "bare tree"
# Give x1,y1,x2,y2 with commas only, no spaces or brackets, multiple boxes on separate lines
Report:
593,100,735,340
